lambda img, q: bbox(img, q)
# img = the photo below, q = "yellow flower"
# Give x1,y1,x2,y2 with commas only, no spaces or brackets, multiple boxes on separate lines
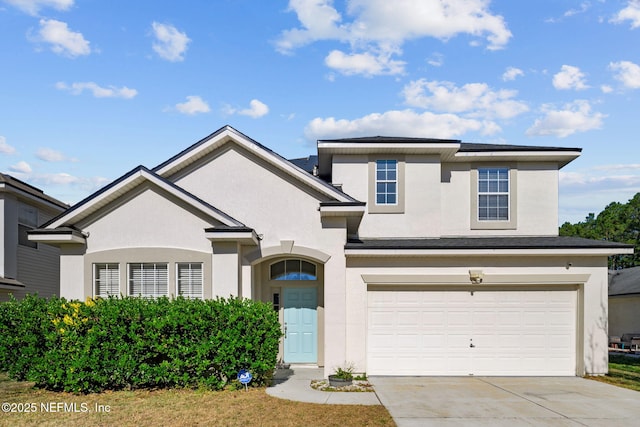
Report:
51,318,60,326
62,314,74,325
85,297,95,307
59,328,65,334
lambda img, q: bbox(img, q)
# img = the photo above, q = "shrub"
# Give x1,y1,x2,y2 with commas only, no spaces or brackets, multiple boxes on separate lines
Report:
0,295,281,393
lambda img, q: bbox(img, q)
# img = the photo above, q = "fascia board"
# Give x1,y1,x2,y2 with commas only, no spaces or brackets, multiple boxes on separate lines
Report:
48,169,241,229
319,205,365,217
362,273,591,285
28,233,86,244
346,248,634,257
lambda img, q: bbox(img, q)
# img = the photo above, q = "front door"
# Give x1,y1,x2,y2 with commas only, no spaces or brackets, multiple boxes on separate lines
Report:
283,287,317,363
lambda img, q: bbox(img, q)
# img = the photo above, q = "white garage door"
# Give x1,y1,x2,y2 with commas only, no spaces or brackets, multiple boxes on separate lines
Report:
367,289,576,376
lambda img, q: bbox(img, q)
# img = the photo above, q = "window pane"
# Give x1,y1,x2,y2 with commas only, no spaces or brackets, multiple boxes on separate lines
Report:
478,168,509,221
129,263,168,297
301,261,317,280
95,263,119,297
177,263,202,299
271,259,317,281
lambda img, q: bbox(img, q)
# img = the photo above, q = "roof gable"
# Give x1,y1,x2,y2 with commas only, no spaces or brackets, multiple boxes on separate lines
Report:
43,166,244,229
153,125,357,202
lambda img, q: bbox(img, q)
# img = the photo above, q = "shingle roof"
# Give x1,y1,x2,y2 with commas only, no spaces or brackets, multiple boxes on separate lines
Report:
0,173,68,209
289,155,318,173
345,236,633,250
609,267,640,296
318,136,581,153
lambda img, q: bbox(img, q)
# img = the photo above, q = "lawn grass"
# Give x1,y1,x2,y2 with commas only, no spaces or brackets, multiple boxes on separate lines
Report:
589,354,640,392
0,373,395,427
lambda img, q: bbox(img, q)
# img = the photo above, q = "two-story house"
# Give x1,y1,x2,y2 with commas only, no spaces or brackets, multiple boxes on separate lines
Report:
0,174,67,301
30,125,633,377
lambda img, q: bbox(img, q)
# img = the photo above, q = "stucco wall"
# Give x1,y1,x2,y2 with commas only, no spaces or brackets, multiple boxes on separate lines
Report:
332,154,560,237
80,184,216,254
171,144,335,251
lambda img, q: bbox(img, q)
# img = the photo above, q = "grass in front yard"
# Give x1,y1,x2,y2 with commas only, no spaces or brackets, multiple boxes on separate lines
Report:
0,373,395,427
589,354,640,392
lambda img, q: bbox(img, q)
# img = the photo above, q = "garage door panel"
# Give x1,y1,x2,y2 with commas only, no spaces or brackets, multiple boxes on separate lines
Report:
367,289,576,376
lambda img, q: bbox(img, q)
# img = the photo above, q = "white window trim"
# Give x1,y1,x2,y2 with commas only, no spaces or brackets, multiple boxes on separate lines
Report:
368,156,405,213
470,166,517,230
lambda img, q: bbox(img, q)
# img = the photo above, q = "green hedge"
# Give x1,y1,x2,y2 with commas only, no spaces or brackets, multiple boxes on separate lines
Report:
0,295,281,393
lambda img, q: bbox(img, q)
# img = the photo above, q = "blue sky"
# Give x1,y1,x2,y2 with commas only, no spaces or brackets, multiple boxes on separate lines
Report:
1,0,639,224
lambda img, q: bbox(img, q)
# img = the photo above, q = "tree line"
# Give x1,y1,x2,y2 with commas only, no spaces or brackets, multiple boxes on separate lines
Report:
559,193,640,269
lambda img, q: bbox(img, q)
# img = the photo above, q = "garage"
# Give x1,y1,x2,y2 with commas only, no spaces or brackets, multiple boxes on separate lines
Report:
367,288,577,376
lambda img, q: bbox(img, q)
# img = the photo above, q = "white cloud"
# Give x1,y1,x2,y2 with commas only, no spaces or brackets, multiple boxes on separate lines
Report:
402,79,529,119
4,0,73,15
552,65,589,90
276,0,511,76
325,49,405,76
238,99,269,118
601,84,614,93
36,147,77,162
502,66,524,81
427,52,444,67
526,100,605,138
151,22,190,62
174,96,210,115
0,136,16,154
609,60,640,89
55,81,137,99
304,109,495,141
559,169,640,223
610,1,640,29
35,19,90,58
224,99,270,118
9,161,32,174
564,2,591,18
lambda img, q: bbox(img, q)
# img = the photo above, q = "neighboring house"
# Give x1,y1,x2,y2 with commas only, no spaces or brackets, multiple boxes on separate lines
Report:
0,174,68,301
30,125,633,377
609,267,640,337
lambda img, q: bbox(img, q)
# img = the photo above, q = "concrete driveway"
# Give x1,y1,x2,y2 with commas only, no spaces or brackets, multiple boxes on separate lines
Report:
369,376,640,426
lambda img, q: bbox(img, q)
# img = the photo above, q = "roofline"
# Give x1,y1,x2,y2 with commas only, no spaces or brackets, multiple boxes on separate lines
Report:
43,165,244,229
345,248,633,257
0,174,68,210
153,125,358,203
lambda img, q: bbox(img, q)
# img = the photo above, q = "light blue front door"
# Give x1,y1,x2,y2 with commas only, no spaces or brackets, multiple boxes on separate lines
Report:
283,287,317,363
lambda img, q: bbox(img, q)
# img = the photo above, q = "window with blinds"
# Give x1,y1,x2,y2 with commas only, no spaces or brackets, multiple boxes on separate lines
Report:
129,263,168,298
94,263,120,297
177,263,203,299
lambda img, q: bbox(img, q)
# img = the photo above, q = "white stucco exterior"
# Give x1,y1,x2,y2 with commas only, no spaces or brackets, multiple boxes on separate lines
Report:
31,126,633,377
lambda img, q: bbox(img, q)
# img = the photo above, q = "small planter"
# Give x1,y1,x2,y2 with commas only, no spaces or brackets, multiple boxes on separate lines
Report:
328,374,353,387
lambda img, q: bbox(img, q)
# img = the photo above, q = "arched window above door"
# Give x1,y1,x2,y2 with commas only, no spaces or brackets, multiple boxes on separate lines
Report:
270,259,317,280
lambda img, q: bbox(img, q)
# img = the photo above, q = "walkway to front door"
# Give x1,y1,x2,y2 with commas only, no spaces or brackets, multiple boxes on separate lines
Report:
283,287,317,363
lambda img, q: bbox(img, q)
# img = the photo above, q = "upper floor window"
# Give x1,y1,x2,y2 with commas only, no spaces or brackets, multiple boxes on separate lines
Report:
129,263,168,298
177,263,203,299
478,168,509,221
94,263,120,298
18,203,38,249
375,160,397,205
270,259,317,281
